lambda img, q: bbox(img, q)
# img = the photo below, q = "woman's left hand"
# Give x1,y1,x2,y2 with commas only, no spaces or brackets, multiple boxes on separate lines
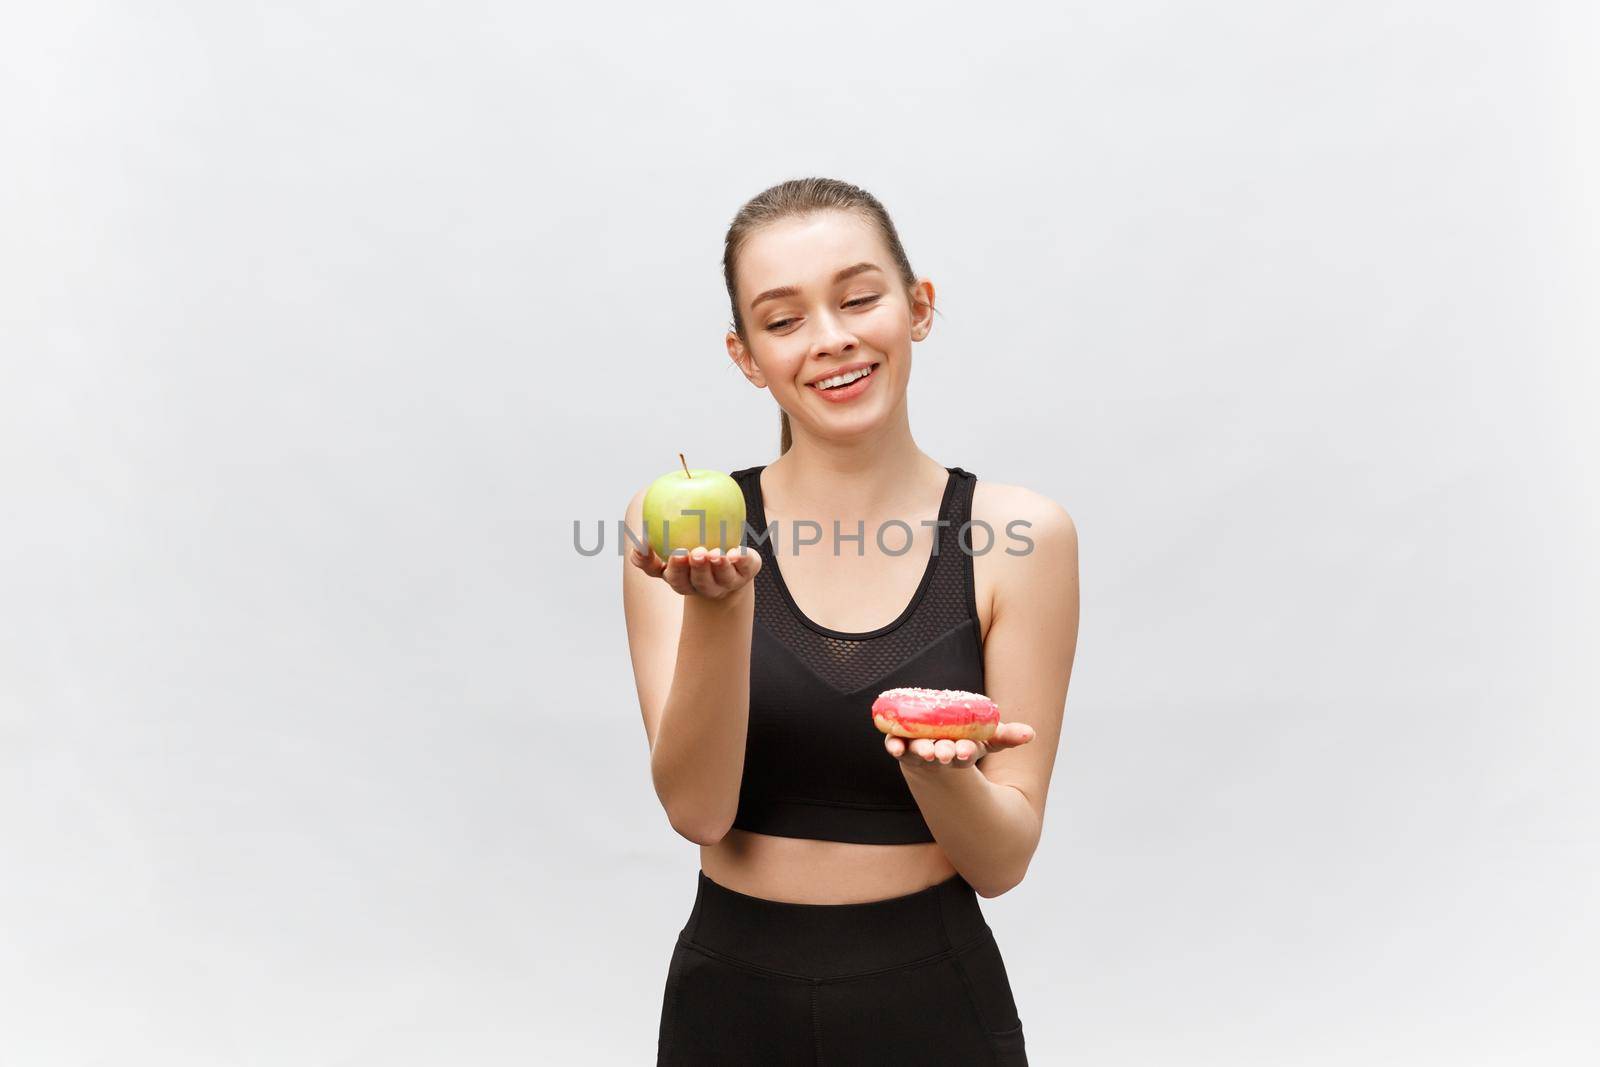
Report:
884,722,1036,770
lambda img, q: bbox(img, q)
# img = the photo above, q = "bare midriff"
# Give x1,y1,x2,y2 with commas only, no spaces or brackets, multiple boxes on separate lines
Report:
700,830,958,904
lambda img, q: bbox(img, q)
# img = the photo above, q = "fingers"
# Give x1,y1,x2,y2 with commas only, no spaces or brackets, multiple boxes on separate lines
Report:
888,736,933,763
660,550,693,594
629,544,667,577
700,546,760,597
727,545,762,582
687,548,727,598
986,722,1036,750
906,739,960,764
891,734,983,767
637,541,761,600
654,545,755,599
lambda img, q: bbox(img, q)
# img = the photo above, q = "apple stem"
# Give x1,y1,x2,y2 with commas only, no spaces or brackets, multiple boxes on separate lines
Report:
678,452,690,478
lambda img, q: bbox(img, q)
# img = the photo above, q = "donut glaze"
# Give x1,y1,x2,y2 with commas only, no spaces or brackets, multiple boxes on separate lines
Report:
871,687,1000,742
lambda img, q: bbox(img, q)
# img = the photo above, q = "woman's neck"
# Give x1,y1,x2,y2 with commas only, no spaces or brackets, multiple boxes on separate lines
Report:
767,423,945,519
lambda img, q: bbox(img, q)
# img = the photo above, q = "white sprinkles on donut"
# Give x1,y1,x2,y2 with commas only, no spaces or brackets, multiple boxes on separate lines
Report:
876,686,991,704
871,687,1000,739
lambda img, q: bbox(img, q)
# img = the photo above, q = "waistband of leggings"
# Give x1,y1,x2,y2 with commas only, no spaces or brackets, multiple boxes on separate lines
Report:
680,870,991,980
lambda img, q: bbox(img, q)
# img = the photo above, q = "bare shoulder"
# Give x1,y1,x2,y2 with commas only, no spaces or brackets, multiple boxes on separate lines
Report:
971,479,1078,557
971,479,1079,653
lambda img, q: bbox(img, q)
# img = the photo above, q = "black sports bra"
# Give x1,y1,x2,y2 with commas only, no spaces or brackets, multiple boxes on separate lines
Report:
727,464,986,845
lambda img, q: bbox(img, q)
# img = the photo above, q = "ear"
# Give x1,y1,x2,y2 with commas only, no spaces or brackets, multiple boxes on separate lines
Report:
727,330,767,387
909,279,936,340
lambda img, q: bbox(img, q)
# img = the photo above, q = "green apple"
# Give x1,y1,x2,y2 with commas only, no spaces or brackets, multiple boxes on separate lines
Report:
642,455,746,560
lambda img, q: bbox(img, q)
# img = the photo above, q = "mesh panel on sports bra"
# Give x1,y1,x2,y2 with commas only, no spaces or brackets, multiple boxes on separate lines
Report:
731,465,980,695
725,463,986,844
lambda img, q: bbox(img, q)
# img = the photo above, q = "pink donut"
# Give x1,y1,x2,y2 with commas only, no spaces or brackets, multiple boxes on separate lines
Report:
871,687,1000,742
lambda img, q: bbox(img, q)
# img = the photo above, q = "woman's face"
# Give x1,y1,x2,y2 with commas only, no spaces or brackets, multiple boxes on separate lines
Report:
728,210,933,441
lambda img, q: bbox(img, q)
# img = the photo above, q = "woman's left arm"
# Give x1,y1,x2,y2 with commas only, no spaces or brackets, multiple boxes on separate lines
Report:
889,490,1080,898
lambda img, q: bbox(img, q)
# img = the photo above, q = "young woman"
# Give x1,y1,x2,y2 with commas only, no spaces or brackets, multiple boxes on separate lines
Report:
622,177,1080,1065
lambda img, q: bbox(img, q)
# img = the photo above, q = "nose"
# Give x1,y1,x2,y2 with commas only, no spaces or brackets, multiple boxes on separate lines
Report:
807,307,859,362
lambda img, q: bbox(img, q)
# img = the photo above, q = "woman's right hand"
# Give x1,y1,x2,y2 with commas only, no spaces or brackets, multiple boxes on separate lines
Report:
628,543,762,601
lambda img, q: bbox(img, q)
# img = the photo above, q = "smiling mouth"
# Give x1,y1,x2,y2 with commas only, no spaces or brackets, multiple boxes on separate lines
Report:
809,362,880,390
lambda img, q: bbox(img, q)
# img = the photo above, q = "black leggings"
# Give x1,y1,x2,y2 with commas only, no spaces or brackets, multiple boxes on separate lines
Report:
656,870,1028,1065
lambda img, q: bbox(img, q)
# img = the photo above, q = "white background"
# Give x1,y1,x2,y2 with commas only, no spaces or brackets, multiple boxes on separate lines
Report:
3,2,1597,1063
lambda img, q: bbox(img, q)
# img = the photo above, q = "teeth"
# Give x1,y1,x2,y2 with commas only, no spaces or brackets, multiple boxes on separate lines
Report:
816,365,873,389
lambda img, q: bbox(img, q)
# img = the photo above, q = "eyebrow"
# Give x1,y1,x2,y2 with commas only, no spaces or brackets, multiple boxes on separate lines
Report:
749,262,885,311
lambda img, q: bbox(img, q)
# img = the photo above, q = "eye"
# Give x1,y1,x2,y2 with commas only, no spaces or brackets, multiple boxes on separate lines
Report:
764,295,880,332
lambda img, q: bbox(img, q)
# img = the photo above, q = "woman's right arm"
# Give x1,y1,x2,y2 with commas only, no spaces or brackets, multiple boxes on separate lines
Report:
621,485,761,845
